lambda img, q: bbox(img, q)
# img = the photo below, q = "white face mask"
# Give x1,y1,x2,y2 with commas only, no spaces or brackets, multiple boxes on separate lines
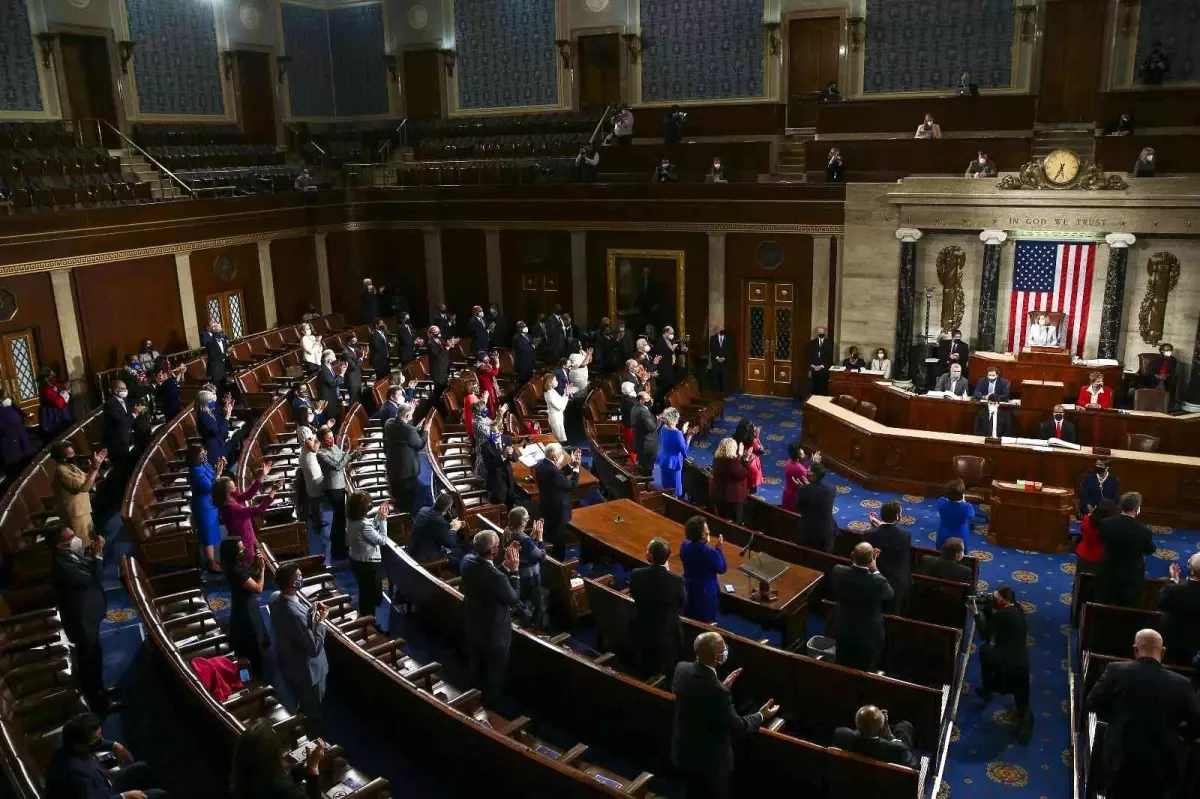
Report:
716,647,728,665
1163,350,1172,357
68,536,85,555
117,390,128,399
1,398,10,408
665,333,674,341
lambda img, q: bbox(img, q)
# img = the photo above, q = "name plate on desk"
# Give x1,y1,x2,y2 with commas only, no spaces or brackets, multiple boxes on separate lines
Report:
984,437,1002,445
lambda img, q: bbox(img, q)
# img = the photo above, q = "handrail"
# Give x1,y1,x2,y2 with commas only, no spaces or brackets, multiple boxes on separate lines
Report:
93,119,193,198
285,122,327,169
378,119,409,165
588,105,615,148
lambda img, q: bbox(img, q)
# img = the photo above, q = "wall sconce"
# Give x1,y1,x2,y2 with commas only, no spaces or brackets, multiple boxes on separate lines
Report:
276,55,292,84
438,48,456,76
763,22,781,56
621,32,642,64
117,40,135,73
1016,3,1037,41
1117,0,1138,35
383,53,400,81
555,39,573,69
221,50,236,81
36,33,57,69
846,18,864,52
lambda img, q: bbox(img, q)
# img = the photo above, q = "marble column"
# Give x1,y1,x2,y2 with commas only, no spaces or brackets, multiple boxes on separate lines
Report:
422,227,444,313
811,236,831,333
49,270,86,382
893,228,922,380
708,232,726,333
975,230,1008,353
313,233,332,316
257,240,278,329
484,228,503,309
1097,233,1136,360
174,252,201,349
1185,314,1200,412
570,230,588,326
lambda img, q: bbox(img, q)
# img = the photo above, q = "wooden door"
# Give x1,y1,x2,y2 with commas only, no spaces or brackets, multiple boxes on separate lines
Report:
578,34,622,111
403,49,443,119
788,18,840,96
237,51,276,144
519,272,562,322
1037,0,1106,123
0,329,41,413
744,281,796,397
58,34,118,138
205,291,247,338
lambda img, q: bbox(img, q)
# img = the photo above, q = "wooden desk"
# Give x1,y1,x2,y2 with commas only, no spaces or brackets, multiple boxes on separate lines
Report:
969,352,1123,403
829,370,890,404
988,481,1074,554
511,436,600,502
569,499,823,647
803,395,1200,528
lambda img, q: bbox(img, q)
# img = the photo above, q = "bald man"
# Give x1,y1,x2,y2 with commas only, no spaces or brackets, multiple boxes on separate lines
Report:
1159,553,1200,667
830,542,893,672
671,632,778,799
460,530,523,704
832,705,919,768
1087,629,1200,798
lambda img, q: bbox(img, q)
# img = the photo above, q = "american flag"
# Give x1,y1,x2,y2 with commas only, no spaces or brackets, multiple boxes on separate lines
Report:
1007,241,1096,356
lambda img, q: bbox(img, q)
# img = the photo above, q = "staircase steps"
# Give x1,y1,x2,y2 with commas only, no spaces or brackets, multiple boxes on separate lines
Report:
776,136,809,181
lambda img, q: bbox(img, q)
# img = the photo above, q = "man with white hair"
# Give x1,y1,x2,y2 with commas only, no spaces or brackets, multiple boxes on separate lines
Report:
533,442,581,559
1159,553,1200,667
383,401,427,513
1087,629,1200,798
200,318,231,392
460,529,523,704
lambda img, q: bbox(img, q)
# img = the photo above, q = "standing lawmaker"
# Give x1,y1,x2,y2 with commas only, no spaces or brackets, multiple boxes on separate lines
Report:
1096,492,1156,607
269,564,330,735
631,537,687,687
831,542,893,672
806,327,834,395
461,530,523,704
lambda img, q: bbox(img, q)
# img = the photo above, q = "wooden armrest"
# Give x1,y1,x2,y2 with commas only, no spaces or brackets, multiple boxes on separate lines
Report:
593,652,616,666
548,632,571,646
177,633,228,655
645,674,665,689
558,743,589,767
593,574,615,587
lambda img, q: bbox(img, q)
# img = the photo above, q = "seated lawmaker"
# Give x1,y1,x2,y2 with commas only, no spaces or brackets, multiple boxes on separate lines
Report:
914,113,942,139
1027,312,1058,347
869,347,891,379
965,151,996,179
826,148,844,183
971,366,1010,401
841,346,867,371
1039,404,1076,442
1133,147,1157,178
919,537,973,584
1105,112,1134,136
1077,371,1113,409
652,157,679,183
820,80,841,102
46,712,166,799
973,395,1011,438
706,157,727,184
1145,341,1178,394
832,705,920,768
934,362,970,398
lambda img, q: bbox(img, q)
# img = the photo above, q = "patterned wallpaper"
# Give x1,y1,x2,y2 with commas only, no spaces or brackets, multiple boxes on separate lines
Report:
863,0,1015,93
1135,0,1200,82
0,0,43,112
641,0,764,102
124,0,225,116
329,3,389,117
454,0,558,110
282,2,336,118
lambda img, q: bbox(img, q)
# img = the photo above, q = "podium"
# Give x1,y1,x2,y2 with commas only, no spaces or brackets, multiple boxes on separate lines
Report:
988,480,1074,553
1019,346,1072,366
1019,379,1065,413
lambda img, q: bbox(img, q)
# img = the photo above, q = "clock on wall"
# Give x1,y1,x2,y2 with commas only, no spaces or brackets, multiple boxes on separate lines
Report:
1041,149,1080,187
997,148,1127,191
408,3,429,30
239,3,260,31
585,0,611,12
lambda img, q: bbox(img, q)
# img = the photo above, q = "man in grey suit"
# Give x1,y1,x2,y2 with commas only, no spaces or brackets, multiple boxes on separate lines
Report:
317,429,358,561
671,631,779,799
269,563,329,735
384,402,427,513
933,362,970,398
460,530,523,705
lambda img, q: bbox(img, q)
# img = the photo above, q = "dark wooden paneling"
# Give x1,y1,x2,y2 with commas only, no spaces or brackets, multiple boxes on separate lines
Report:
1095,134,1200,174
500,231,573,331
237,51,277,145
1037,0,1107,123
189,242,265,334
600,141,772,180
804,137,1031,182
724,234,813,394
73,257,186,372
271,236,320,324
0,273,66,379
788,17,841,96
578,34,622,111
1098,88,1200,129
816,95,1036,135
403,49,442,120
326,229,426,324
441,228,487,322
633,103,786,137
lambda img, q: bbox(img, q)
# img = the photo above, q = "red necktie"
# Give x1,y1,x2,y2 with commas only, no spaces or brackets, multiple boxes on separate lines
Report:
1056,421,1062,437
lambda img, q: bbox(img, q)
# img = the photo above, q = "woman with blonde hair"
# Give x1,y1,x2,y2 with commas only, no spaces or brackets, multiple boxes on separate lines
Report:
543,373,572,442
710,437,749,523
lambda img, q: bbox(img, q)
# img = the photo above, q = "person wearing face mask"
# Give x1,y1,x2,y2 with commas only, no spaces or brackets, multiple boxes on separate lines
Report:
869,347,891,380
971,367,1011,402
38,366,72,439
346,492,389,619
299,323,323,375
654,326,686,396
468,305,491,353
102,380,144,470
214,463,277,565
317,428,360,561
972,393,1012,438
427,325,458,403
1077,371,1113,409
1079,458,1120,517
1027,312,1058,348
317,349,344,424
934,363,970,398
478,420,518,509
188,443,226,573
956,71,976,96
512,321,537,387
652,157,679,183
965,150,996,179
395,313,423,364
0,388,32,479
1038,403,1077,443
1145,341,1178,396
407,491,467,565
706,157,726,184
477,350,502,418
51,441,105,549
1095,492,1156,607
1105,112,1134,137
221,536,267,675
137,338,160,370
842,346,868,371
342,332,363,406
914,113,942,139
936,328,969,376
679,517,726,623
807,327,834,396
50,526,114,715
370,319,394,376
486,303,507,343
360,278,378,324
542,373,573,443
432,303,452,336
631,390,660,476
1133,146,1157,178
384,401,427,513
153,361,187,420
196,388,233,464
671,629,777,799
656,408,693,496
201,318,232,391
534,443,582,560
826,147,845,183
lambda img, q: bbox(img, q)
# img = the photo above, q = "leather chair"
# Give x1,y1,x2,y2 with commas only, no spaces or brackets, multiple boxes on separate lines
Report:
952,455,992,504
1133,388,1168,413
834,394,858,411
1126,433,1160,453
856,401,878,421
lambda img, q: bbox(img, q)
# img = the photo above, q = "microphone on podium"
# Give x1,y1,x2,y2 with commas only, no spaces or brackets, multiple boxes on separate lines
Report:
739,530,757,558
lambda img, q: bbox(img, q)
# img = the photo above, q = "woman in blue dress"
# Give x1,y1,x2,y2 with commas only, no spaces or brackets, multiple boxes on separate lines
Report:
935,479,976,551
654,407,693,496
188,443,224,572
195,389,231,464
679,516,727,623
154,363,187,420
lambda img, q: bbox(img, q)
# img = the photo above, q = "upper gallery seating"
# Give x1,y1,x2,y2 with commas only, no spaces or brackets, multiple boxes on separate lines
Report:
408,112,596,161
133,123,300,197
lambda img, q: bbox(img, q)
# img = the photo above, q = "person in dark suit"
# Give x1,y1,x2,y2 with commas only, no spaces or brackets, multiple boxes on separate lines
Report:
1145,341,1179,396
934,362,970,397
1087,629,1200,799
1096,492,1155,607
316,352,343,424
195,389,232,463
972,585,1032,742
806,327,834,396
468,305,490,354
369,319,392,376
486,303,507,347
1038,404,1076,442
45,712,165,799
51,527,113,716
653,327,686,396
864,500,912,612
1159,553,1200,668
936,329,969,377
919,537,973,584
200,320,231,392
461,530,524,704
384,402,427,513
360,278,379,323
230,719,327,799
631,538,687,687
832,705,920,768
825,147,845,183
631,392,660,478
841,346,868,371
708,327,733,394
547,306,568,361
427,325,457,403
1079,458,1120,516
512,322,537,387
431,304,451,336
971,366,1011,401
376,385,402,424
102,380,142,469
342,332,363,406
479,430,519,509
831,542,893,672
794,463,836,552
615,319,638,366
534,443,580,560
671,631,778,799
973,395,1012,438
269,563,330,736
406,492,465,564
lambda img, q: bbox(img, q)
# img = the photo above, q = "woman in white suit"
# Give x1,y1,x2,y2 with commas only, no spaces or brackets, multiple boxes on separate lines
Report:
869,347,892,380
542,373,573,442
1027,313,1059,347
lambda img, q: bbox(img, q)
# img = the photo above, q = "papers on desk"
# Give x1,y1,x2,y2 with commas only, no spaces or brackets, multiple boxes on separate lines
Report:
926,390,969,400
518,443,546,467
1000,436,1080,452
1078,358,1119,367
1047,437,1081,450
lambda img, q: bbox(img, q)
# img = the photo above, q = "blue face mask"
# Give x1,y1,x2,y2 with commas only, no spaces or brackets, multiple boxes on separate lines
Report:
490,431,501,444
207,400,217,410
128,362,142,371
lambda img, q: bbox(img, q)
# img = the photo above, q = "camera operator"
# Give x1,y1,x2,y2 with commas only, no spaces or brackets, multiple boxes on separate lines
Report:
826,148,845,183
664,105,688,145
575,143,600,183
971,585,1032,743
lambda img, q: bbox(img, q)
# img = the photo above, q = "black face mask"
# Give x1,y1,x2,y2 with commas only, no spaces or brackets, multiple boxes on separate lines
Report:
1095,466,1107,475
1053,414,1063,422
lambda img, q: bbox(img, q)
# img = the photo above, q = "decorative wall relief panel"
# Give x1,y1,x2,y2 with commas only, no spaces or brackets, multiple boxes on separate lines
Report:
1138,252,1181,344
936,246,966,332
281,1,336,118
454,0,558,109
329,3,388,117
641,0,764,101
124,0,224,116
0,0,43,112
1135,0,1200,83
863,0,1014,93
